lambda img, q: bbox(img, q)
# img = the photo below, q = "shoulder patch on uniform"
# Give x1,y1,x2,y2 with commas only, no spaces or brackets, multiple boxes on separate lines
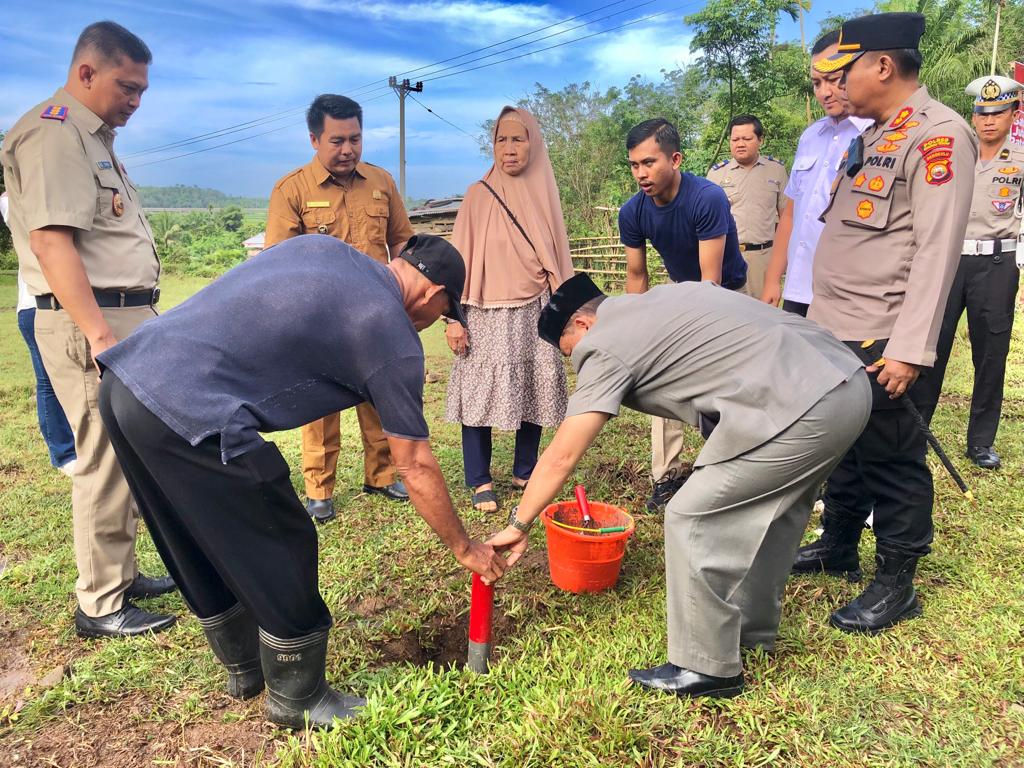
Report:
40,105,68,121
918,136,955,186
765,155,784,166
711,160,727,170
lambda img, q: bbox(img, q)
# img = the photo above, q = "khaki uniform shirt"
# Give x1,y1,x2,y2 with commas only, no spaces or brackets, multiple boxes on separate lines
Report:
706,155,788,244
809,86,977,367
566,281,862,467
1,88,159,295
965,136,1024,241
265,157,414,262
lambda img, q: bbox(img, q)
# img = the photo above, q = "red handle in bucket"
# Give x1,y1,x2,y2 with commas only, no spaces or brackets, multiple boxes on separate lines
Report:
574,484,593,527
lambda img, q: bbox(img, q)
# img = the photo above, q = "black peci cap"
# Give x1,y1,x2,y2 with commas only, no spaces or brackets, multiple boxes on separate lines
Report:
813,12,925,74
399,234,468,326
537,273,606,347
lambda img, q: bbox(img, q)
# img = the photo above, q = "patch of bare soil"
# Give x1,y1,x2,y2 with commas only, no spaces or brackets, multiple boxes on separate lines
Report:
4,693,281,768
0,628,33,705
376,603,519,672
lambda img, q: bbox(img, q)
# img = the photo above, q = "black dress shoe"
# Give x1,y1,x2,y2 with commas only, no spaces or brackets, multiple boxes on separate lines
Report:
306,498,336,524
125,573,177,600
966,446,1000,469
628,662,744,699
363,479,409,501
75,603,176,639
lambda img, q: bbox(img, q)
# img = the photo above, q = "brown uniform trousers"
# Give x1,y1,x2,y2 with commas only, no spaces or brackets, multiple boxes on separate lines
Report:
265,157,415,498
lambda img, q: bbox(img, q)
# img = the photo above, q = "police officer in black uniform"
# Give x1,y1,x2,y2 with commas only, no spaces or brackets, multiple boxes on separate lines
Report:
917,75,1024,469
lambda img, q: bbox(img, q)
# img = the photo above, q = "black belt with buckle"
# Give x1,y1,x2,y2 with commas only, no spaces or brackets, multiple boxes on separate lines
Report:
739,240,773,252
36,287,160,311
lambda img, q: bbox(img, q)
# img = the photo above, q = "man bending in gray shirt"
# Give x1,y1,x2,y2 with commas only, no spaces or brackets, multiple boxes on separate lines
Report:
487,273,871,698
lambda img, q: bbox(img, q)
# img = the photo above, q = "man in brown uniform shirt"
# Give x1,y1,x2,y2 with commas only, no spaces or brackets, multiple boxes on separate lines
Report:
1,22,175,637
706,114,789,299
265,94,415,523
917,75,1024,470
791,12,976,634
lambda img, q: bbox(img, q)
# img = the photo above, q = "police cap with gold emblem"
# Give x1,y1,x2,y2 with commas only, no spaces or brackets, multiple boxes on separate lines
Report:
813,12,926,74
965,74,1023,114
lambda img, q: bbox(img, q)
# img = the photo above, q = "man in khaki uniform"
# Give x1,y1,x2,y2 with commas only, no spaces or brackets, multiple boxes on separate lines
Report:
917,75,1024,470
791,13,976,635
265,94,415,524
707,114,788,299
0,21,175,637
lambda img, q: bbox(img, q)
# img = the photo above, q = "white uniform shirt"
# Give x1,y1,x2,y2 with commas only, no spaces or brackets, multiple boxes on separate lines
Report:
783,115,873,304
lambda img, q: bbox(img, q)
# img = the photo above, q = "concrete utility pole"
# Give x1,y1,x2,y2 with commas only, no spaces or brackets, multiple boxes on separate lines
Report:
389,77,423,199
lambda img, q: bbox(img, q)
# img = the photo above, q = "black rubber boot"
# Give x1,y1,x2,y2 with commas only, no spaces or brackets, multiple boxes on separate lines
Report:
259,628,365,729
830,546,922,634
196,603,264,699
791,512,864,581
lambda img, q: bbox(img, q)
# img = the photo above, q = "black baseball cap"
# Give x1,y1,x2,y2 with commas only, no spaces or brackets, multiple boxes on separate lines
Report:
398,234,468,326
537,273,605,347
813,12,925,74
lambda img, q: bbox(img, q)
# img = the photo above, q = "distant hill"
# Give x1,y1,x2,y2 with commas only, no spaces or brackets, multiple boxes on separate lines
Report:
138,184,268,209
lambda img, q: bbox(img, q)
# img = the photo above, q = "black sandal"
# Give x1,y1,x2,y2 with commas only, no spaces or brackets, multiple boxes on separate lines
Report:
471,489,499,512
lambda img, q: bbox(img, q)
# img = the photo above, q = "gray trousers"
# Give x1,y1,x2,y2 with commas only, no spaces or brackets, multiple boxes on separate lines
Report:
664,371,872,677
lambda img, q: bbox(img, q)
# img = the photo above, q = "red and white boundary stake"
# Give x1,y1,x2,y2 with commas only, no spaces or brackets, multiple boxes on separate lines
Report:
467,573,494,673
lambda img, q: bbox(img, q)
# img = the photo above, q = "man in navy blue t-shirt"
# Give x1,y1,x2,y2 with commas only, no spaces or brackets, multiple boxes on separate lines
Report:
96,234,508,729
618,118,747,511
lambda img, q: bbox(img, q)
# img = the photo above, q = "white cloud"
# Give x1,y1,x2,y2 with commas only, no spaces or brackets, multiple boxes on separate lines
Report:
584,25,695,84
271,0,562,33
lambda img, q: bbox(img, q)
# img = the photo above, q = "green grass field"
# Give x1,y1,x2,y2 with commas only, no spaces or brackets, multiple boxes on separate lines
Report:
1,272,1022,767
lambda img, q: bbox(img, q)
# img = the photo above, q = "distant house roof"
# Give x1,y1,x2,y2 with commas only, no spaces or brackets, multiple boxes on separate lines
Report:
408,196,462,219
243,232,265,248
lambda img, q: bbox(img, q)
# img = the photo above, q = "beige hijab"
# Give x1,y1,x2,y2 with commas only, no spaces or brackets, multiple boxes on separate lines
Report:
452,106,575,308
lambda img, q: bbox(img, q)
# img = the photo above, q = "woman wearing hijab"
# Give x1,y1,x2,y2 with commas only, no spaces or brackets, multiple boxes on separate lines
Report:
445,106,574,512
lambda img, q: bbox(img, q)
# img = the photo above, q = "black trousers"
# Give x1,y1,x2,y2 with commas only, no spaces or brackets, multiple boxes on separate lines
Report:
461,422,541,488
99,372,332,638
823,365,934,558
917,252,1020,447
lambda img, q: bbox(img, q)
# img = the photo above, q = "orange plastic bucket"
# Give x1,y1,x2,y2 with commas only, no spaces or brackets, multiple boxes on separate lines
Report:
541,500,634,593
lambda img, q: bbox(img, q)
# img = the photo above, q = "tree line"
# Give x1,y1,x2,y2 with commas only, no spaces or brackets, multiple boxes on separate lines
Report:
500,0,1024,236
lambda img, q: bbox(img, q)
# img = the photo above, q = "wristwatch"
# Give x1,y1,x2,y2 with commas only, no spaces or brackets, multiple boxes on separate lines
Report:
507,505,534,533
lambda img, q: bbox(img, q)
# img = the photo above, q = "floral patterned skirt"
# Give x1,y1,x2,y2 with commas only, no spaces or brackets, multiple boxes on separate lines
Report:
445,293,568,430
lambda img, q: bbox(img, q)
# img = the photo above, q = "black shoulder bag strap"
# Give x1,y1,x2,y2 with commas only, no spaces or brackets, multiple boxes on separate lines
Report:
479,180,536,252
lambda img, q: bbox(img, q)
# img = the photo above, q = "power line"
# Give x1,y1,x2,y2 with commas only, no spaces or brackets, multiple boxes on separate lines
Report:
122,0,651,159
408,94,478,140
127,0,700,167
421,1,695,84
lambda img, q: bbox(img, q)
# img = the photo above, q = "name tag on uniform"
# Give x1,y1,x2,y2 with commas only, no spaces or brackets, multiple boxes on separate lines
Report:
306,201,330,208
97,160,113,170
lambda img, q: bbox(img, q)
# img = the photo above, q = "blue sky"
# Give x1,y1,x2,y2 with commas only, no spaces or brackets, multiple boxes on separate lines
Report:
2,0,861,200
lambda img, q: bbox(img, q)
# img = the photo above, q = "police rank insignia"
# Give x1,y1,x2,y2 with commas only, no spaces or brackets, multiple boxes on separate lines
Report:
992,200,1014,213
918,136,955,186
111,191,125,217
40,105,68,121
981,79,1002,100
97,160,113,170
1000,148,1011,160
889,106,914,129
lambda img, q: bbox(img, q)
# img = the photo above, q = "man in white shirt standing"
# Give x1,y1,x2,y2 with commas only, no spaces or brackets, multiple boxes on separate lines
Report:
761,30,874,315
